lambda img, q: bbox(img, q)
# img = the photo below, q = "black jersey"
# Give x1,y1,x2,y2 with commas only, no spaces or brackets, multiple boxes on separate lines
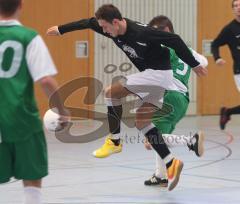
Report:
211,19,240,74
58,17,200,72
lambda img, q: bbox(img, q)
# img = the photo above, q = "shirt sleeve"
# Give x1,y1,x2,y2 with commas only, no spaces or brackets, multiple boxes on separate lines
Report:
190,48,208,68
26,35,57,82
211,26,230,61
58,17,111,38
142,27,200,68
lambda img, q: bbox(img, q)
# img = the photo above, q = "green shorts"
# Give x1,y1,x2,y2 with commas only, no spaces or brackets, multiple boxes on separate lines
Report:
0,130,48,183
152,91,189,134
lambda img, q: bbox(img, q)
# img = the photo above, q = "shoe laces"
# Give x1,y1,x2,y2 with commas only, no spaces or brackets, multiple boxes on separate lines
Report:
187,135,195,151
187,143,193,151
102,138,114,147
150,175,159,183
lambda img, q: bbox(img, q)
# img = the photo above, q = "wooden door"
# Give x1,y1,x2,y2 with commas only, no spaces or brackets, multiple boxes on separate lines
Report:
20,0,94,117
197,0,240,114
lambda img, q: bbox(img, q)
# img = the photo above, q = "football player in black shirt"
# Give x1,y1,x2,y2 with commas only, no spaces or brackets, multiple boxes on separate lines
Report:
47,4,207,190
211,0,240,130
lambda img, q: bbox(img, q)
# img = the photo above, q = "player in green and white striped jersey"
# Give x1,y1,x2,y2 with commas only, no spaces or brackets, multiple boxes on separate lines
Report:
144,15,208,188
0,0,68,203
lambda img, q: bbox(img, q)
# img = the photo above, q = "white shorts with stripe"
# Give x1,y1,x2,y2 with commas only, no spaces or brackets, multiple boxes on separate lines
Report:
122,69,179,108
234,74,240,92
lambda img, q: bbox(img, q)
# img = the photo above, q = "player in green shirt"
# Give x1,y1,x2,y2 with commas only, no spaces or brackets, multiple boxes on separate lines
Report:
0,0,67,203
144,15,208,188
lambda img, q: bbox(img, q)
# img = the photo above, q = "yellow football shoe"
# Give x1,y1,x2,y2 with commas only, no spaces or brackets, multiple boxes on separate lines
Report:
92,135,122,158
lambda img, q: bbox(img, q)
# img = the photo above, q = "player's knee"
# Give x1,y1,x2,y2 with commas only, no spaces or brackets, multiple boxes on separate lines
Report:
105,85,117,98
135,120,142,130
23,180,42,188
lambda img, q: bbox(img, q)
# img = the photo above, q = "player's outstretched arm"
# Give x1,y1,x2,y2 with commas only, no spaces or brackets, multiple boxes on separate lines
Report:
47,18,111,38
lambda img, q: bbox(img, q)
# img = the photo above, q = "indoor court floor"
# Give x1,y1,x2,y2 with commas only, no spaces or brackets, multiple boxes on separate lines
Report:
0,115,240,204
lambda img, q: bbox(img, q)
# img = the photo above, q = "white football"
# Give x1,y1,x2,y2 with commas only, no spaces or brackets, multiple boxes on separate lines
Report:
43,108,62,132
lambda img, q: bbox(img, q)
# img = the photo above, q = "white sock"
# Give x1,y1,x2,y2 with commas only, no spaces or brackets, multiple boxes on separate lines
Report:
163,134,191,147
24,187,42,204
111,133,121,140
155,152,167,179
104,98,122,106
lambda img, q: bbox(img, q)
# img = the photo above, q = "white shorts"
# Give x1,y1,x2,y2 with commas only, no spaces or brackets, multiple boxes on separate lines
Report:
234,74,240,92
122,69,178,108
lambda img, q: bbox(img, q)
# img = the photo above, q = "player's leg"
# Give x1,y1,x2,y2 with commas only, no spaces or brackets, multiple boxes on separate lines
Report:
162,132,205,157
144,154,168,187
93,81,131,158
135,102,183,191
220,74,240,130
23,180,42,204
14,130,48,204
220,105,240,130
93,69,174,158
144,116,173,187
144,91,193,188
129,71,184,190
144,132,205,187
155,91,204,155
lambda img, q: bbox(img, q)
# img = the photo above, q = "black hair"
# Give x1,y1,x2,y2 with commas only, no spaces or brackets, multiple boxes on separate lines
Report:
95,4,123,23
149,15,174,33
0,0,21,17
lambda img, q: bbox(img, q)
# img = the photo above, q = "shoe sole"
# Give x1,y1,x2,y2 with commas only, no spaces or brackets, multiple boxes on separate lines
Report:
168,161,184,191
197,131,205,157
92,148,122,158
160,183,168,188
144,183,168,188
